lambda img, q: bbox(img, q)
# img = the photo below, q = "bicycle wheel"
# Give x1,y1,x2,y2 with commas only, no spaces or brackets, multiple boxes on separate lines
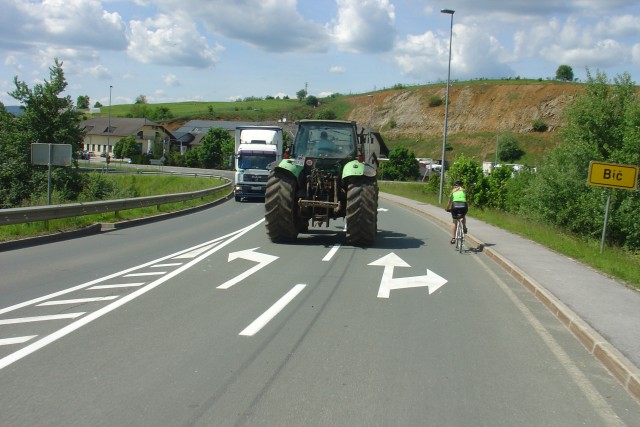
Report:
456,219,464,253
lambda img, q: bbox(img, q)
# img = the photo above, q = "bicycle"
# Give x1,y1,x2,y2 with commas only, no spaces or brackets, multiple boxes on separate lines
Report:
445,208,465,253
454,214,465,253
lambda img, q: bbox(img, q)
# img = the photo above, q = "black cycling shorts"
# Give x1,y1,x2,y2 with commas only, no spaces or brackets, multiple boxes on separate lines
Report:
451,201,468,219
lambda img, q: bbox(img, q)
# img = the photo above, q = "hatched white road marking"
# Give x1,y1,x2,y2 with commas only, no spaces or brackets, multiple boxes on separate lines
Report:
124,272,166,277
0,336,37,346
151,263,183,268
88,283,145,290
37,296,119,306
0,218,265,371
0,313,85,325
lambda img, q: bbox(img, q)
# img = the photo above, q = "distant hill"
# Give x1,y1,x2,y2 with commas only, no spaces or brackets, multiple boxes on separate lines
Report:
4,105,25,116
345,81,583,165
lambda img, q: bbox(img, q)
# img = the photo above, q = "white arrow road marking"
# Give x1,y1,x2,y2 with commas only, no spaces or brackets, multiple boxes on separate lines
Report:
240,284,306,336
369,252,448,298
378,207,388,211
217,248,279,290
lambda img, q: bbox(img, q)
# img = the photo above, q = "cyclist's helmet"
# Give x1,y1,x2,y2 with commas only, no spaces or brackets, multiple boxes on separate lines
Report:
454,179,463,186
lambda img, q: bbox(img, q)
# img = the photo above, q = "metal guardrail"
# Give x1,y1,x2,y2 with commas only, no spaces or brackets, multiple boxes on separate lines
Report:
0,177,231,226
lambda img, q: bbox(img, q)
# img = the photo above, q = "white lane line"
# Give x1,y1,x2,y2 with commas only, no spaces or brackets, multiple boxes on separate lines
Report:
37,296,119,306
151,263,182,268
0,218,265,372
0,313,85,325
322,244,341,262
124,272,166,277
88,283,145,290
0,336,37,346
240,284,306,337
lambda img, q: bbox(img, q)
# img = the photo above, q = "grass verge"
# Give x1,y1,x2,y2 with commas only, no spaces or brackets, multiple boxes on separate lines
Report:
0,175,229,242
379,182,640,290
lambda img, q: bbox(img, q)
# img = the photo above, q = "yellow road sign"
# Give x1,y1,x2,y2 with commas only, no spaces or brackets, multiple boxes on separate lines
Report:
588,161,638,190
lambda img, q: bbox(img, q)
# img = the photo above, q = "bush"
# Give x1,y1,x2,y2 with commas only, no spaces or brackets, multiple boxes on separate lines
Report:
315,109,337,120
382,146,419,181
497,132,524,162
532,119,548,132
428,95,443,107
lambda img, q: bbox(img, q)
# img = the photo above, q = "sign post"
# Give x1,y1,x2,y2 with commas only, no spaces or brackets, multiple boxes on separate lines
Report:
31,143,72,205
587,161,639,253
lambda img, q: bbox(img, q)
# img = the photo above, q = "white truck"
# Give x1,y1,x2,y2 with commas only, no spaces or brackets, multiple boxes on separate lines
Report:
233,126,284,201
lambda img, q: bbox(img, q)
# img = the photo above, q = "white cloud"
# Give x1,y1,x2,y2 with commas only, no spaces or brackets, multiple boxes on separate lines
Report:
4,55,23,72
2,0,127,51
394,21,514,82
331,0,396,53
163,74,180,86
85,64,112,79
330,66,346,73
127,12,222,68
152,0,330,52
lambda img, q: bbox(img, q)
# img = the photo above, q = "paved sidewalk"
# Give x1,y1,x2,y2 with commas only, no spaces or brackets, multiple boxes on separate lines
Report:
381,192,640,403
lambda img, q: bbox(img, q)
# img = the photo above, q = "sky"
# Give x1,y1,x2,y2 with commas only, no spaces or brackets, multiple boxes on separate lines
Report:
1,0,639,107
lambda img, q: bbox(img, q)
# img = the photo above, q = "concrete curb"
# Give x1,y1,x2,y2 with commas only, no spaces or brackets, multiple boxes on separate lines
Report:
380,192,640,403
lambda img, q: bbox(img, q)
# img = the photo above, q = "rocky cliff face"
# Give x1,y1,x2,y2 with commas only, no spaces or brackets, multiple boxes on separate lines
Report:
346,82,581,139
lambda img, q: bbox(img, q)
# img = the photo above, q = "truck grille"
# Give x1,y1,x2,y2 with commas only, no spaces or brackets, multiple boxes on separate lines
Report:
245,174,268,182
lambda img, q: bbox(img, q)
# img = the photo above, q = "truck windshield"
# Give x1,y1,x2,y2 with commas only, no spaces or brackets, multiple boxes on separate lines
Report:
293,123,356,159
239,153,276,169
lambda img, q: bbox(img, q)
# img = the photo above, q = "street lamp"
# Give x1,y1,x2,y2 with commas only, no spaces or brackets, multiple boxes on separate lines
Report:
438,8,455,205
106,85,112,172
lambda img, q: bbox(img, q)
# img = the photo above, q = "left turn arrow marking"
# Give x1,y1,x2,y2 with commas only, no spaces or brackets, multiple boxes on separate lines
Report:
217,248,278,289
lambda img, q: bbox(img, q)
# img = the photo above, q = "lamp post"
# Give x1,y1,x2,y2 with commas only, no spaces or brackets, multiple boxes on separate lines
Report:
438,8,455,205
106,85,112,172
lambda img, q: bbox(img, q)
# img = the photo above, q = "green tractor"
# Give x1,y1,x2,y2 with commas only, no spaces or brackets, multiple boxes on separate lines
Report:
265,120,378,245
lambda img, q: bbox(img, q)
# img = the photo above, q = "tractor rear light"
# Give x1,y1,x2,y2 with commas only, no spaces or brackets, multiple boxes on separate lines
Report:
358,154,364,162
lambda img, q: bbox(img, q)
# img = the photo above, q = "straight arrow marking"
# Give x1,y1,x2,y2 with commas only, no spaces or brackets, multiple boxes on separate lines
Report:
217,247,279,289
369,252,448,298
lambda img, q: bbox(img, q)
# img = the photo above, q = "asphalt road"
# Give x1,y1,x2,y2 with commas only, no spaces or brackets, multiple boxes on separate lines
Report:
1,198,639,426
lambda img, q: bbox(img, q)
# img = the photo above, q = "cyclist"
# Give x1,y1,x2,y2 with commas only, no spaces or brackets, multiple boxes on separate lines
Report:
445,179,468,244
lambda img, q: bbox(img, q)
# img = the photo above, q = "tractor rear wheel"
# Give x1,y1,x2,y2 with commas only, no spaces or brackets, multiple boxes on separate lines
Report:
265,169,299,242
345,177,378,246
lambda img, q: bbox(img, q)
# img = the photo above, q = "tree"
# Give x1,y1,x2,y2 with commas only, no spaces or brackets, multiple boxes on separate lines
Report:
447,155,484,205
113,136,140,159
555,65,574,82
93,101,103,108
198,127,233,168
521,70,640,249
497,132,524,162
1,58,85,206
296,89,307,102
77,95,90,109
305,95,318,107
382,146,419,181
135,94,148,104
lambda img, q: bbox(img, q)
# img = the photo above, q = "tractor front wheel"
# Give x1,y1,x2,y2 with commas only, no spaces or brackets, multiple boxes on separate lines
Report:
345,177,378,246
265,169,299,242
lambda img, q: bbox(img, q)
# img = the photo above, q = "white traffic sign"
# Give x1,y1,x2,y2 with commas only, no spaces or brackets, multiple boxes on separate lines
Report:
217,248,278,289
369,253,447,298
